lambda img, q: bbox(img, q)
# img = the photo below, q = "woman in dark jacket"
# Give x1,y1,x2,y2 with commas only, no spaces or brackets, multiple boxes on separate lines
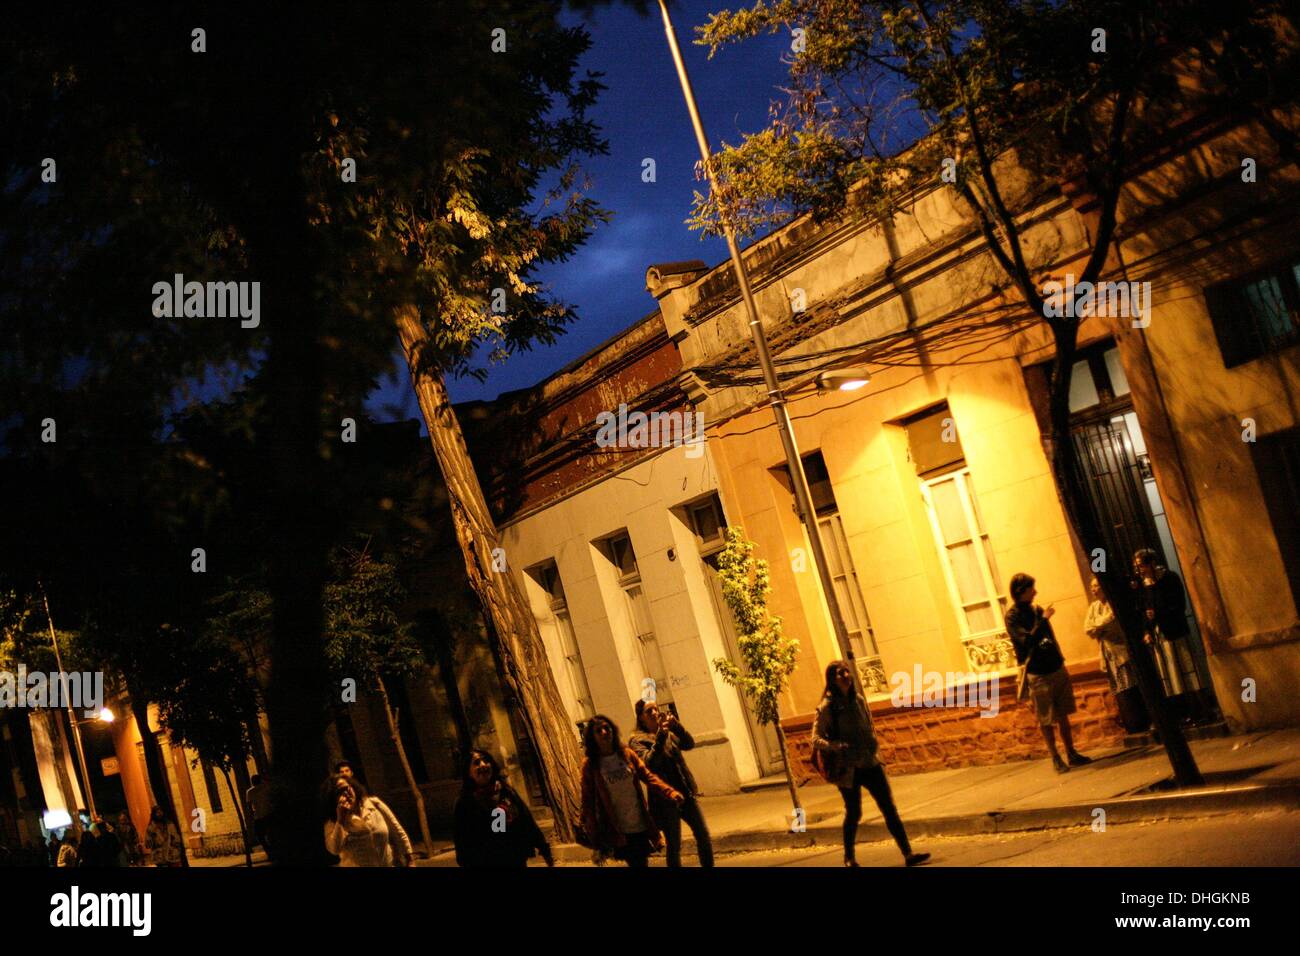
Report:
811,661,929,868
579,714,682,867
453,749,553,867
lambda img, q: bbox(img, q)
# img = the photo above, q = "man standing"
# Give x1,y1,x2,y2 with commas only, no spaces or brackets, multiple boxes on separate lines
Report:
1133,549,1213,725
245,773,276,862
628,699,713,867
1006,573,1092,773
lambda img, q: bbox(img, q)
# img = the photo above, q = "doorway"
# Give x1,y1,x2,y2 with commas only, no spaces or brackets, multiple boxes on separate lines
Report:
1065,343,1221,719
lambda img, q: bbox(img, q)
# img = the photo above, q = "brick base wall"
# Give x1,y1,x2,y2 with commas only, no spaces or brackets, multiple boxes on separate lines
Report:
782,664,1126,782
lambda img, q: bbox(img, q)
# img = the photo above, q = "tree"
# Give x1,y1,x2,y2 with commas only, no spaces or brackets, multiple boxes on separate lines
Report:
690,0,1299,785
156,636,263,867
323,546,436,859
3,2,624,849
711,528,803,819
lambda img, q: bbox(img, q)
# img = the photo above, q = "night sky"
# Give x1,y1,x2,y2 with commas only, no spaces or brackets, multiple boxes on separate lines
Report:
369,0,792,418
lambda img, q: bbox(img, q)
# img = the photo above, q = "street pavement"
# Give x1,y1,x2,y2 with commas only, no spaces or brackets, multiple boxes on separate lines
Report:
715,810,1300,867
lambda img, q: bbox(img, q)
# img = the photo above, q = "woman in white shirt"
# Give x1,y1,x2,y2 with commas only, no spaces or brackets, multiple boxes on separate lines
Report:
323,774,414,867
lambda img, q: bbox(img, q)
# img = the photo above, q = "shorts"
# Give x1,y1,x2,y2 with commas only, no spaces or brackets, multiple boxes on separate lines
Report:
1027,667,1076,726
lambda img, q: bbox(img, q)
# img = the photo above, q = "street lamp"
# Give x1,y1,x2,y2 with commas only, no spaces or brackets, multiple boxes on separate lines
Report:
815,367,872,392
655,1,865,695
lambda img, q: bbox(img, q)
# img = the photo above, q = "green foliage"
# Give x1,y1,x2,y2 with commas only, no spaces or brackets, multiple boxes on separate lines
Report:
689,0,1294,241
156,634,261,773
711,527,799,725
323,548,426,689
0,588,60,675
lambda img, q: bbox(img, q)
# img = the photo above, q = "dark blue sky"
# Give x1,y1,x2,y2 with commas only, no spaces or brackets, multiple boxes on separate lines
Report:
370,0,792,417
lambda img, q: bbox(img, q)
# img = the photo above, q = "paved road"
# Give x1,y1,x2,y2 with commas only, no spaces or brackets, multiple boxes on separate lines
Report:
714,810,1300,867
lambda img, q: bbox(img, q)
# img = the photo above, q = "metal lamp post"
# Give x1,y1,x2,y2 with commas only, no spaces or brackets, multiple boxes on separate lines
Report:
40,584,98,820
655,0,865,695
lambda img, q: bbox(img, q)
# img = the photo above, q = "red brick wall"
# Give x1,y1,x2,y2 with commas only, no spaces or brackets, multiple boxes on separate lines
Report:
782,664,1126,782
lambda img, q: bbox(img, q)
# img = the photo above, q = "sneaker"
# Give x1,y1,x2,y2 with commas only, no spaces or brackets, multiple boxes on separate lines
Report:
1067,752,1093,767
844,859,859,868
1052,756,1069,774
905,852,931,867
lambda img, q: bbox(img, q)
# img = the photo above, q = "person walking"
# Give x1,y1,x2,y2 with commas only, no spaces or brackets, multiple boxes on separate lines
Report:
628,699,713,867
453,748,553,867
245,773,276,861
145,806,184,867
322,773,413,867
1006,573,1092,773
578,714,682,867
812,661,930,868
1084,575,1149,733
1133,549,1213,725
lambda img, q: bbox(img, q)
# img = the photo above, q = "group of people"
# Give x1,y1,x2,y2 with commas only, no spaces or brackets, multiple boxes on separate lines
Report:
326,550,1208,869
39,806,181,868
446,700,714,868
1009,548,1217,774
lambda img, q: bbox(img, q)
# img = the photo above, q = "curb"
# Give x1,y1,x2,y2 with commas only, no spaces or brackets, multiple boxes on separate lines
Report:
539,782,1300,861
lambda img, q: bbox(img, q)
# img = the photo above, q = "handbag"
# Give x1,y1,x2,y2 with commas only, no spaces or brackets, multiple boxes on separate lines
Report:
810,702,843,784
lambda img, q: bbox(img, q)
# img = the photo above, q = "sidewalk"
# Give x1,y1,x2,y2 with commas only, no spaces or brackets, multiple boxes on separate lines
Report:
197,728,1299,866
424,727,1300,864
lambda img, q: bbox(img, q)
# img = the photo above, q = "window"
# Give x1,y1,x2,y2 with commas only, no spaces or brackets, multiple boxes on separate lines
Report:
907,407,1013,671
778,452,886,694
1067,343,1132,414
601,533,671,703
1251,427,1300,607
686,495,726,551
200,759,223,814
1205,259,1300,367
533,562,595,721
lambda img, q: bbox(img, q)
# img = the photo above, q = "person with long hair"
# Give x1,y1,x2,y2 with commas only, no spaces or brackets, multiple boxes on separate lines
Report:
812,661,929,868
628,699,712,867
453,748,553,867
145,806,183,867
322,773,414,867
579,714,682,867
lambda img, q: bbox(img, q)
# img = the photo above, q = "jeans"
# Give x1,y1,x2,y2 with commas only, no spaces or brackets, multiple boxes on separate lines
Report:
656,797,714,867
839,764,911,862
612,831,653,868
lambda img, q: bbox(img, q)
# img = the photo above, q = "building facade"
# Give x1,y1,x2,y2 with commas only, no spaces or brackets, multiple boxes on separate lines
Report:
472,97,1300,786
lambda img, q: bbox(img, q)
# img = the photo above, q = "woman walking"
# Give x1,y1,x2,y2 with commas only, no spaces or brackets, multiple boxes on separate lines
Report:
322,773,414,867
628,699,713,867
812,661,930,868
453,749,553,867
579,714,682,867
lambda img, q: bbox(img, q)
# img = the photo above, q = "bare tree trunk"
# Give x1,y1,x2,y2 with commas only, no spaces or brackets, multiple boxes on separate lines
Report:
395,306,584,838
373,674,434,859
221,766,253,867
